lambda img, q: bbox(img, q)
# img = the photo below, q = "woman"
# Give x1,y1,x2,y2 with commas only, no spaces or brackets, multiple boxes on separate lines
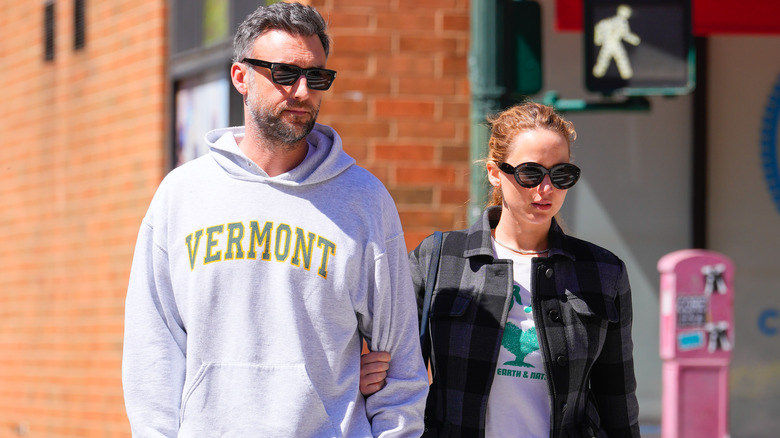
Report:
361,102,640,437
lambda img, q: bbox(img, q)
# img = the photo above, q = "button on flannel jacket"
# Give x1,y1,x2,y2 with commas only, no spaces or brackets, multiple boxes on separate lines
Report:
409,207,640,438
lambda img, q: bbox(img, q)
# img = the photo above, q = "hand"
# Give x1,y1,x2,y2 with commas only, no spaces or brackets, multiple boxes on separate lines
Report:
359,351,391,396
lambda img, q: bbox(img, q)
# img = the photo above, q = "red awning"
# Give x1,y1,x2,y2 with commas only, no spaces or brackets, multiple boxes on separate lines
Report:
556,0,780,35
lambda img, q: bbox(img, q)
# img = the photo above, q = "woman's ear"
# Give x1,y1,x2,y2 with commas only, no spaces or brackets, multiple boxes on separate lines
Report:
486,160,502,189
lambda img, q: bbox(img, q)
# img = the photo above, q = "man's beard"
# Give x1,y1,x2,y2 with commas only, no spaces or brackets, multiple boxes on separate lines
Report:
247,94,319,151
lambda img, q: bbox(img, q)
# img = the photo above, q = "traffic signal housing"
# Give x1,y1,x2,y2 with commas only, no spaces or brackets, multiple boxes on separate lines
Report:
584,0,695,95
500,0,543,102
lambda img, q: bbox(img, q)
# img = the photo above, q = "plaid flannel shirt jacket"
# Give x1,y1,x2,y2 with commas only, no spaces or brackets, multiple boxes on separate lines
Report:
409,207,640,438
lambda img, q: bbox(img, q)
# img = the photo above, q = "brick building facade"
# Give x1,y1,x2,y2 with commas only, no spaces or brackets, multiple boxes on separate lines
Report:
312,0,472,246
0,0,470,435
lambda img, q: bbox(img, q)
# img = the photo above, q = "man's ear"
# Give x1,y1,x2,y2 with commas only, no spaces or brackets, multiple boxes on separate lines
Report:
231,63,248,96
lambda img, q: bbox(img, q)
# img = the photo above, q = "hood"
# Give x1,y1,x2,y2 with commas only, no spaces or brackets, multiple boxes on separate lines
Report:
204,123,355,186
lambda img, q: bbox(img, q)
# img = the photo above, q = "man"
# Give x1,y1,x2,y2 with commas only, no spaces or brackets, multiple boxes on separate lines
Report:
122,3,428,436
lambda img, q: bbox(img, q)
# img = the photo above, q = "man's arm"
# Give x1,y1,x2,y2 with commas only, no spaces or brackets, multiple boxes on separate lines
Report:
122,220,187,437
361,233,429,437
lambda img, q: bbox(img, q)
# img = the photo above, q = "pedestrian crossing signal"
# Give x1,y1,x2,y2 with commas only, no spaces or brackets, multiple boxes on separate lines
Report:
584,0,694,95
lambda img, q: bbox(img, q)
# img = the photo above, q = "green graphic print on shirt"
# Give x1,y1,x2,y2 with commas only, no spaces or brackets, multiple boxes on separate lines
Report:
500,285,542,371
502,323,538,368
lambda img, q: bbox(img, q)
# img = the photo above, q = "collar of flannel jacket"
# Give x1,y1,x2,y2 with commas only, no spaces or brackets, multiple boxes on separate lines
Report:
464,206,576,262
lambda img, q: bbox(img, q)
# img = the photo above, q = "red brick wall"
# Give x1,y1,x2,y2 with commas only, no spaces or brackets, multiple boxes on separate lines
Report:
0,0,470,436
0,0,167,436
312,0,472,249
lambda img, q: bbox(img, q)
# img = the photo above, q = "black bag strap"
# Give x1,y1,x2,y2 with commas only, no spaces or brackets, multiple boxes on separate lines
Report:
419,231,443,363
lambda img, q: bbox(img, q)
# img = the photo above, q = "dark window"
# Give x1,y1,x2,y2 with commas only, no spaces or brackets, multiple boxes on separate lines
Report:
173,0,204,54
44,2,55,61
74,0,85,50
169,0,264,168
173,0,264,55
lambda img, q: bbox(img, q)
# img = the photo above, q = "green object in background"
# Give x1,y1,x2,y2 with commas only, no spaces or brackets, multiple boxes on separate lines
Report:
500,0,542,98
468,0,503,224
203,0,229,46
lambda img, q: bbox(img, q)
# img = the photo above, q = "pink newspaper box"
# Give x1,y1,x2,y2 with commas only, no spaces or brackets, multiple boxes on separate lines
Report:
658,249,734,438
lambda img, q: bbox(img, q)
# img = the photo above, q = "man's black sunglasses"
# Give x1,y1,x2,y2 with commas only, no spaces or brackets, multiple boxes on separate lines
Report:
496,161,581,189
242,58,337,91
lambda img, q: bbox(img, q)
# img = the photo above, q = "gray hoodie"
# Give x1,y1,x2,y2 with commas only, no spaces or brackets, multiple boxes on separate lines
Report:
122,124,428,437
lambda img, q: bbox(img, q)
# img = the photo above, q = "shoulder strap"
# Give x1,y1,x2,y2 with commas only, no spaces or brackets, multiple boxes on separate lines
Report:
419,231,443,363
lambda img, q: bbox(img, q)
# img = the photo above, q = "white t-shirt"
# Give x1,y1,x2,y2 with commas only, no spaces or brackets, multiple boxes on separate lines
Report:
485,239,551,438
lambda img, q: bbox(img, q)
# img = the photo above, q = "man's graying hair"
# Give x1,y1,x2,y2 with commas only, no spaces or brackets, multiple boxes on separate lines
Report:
233,2,331,62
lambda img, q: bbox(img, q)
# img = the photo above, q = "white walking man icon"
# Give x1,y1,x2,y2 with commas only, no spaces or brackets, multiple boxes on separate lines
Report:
592,5,641,80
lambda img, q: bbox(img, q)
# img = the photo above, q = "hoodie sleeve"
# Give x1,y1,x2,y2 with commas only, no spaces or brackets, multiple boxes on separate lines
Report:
363,231,429,438
122,217,187,437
